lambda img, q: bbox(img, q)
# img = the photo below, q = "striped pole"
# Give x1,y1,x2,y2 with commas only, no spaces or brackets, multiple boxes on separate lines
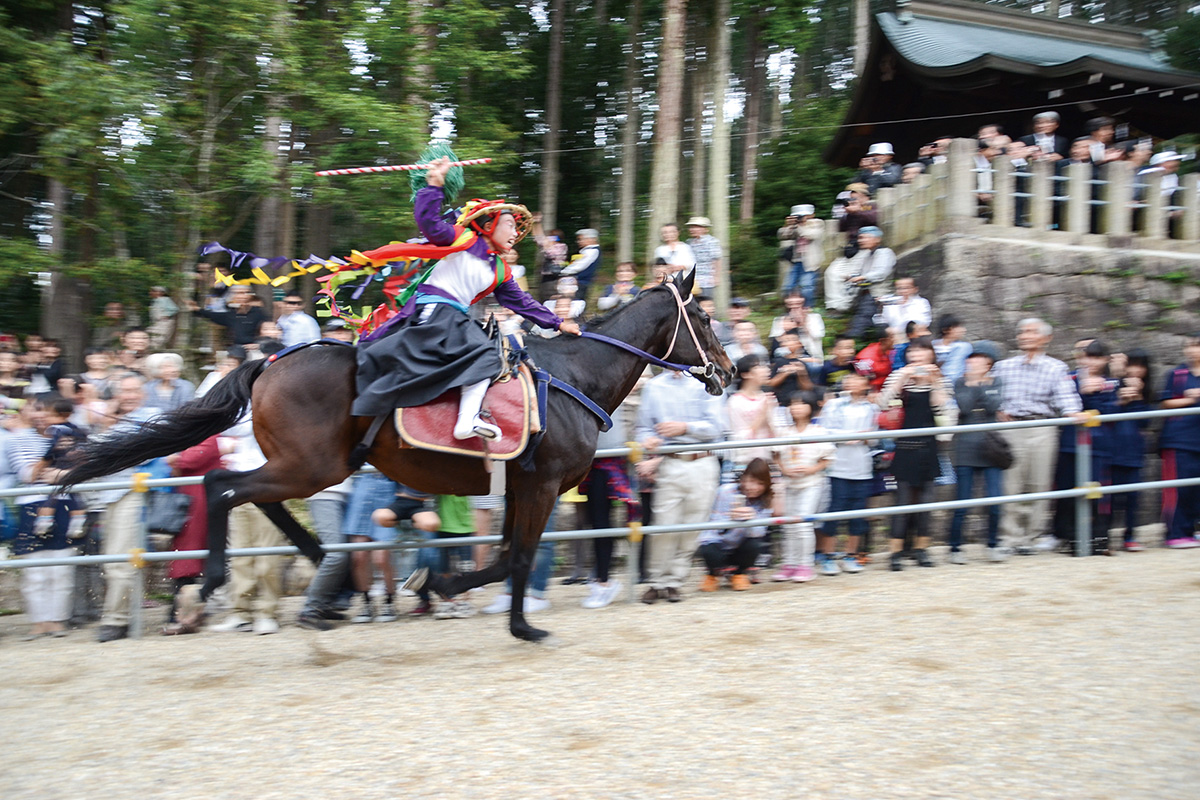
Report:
315,158,492,177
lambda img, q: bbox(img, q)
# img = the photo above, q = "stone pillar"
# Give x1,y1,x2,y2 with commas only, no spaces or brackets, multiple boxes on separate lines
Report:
1180,173,1199,243
992,156,1014,229
1064,161,1090,234
1029,159,1053,231
946,138,977,231
1140,172,1167,240
1100,161,1133,236
913,172,934,238
876,185,897,247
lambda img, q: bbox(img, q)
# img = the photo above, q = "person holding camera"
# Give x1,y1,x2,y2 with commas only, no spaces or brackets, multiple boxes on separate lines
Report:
876,338,956,571
778,204,825,307
855,142,903,195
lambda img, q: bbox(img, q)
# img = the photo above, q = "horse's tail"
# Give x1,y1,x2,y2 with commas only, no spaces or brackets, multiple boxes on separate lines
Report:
63,358,269,488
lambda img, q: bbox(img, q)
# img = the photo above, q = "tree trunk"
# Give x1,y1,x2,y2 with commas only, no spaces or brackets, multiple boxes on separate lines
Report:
709,0,732,311
853,0,869,76
646,0,688,266
539,0,565,231
616,0,642,265
408,1,436,138
688,21,707,219
738,9,762,224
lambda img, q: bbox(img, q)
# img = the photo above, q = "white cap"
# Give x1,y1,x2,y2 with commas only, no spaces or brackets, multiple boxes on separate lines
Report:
1149,150,1183,167
867,142,894,156
790,204,815,217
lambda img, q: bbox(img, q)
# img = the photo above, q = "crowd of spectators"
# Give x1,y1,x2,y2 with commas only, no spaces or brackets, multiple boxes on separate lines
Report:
4,114,1198,642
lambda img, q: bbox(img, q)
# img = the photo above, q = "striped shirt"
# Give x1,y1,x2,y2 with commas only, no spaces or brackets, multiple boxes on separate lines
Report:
993,352,1082,418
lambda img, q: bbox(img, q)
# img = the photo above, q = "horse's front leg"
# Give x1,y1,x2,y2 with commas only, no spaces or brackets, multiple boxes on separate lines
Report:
507,532,547,642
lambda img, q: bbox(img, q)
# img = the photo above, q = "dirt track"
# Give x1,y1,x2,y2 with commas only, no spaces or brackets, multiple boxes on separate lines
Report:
2,545,1199,800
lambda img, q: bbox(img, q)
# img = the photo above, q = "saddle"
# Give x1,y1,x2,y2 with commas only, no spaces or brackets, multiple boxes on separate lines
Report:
394,330,541,460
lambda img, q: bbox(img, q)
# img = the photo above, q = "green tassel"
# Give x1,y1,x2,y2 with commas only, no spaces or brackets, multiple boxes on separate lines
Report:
409,142,465,202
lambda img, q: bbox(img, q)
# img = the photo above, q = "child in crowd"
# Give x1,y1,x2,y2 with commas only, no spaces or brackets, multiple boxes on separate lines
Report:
933,314,973,383
370,485,442,616
1110,349,1152,551
774,392,835,582
697,458,780,592
818,370,878,575
813,335,857,392
32,398,87,540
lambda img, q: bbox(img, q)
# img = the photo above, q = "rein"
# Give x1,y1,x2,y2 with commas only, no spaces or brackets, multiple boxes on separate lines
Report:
579,282,716,380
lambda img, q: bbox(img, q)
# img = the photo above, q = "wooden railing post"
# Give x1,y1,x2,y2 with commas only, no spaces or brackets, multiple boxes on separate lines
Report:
1100,161,1133,236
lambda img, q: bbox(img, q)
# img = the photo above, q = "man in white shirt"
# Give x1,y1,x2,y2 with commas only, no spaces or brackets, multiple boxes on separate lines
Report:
276,292,321,347
882,277,932,336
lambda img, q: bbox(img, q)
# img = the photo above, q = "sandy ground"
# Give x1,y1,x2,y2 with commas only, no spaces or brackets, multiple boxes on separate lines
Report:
1,544,1198,800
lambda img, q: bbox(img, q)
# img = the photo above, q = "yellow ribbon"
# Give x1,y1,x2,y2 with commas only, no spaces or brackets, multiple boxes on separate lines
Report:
1084,481,1103,500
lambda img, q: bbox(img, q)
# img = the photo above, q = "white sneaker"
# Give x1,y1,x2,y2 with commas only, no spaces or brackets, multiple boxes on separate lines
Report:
209,613,252,632
252,617,279,635
948,550,968,565
1035,535,1059,552
988,546,1011,563
523,595,550,613
581,580,622,609
482,594,513,615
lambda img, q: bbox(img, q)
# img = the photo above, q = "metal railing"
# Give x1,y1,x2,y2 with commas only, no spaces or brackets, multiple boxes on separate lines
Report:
4,405,1200,638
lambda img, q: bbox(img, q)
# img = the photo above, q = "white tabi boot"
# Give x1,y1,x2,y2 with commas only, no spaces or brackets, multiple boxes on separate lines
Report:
453,379,501,440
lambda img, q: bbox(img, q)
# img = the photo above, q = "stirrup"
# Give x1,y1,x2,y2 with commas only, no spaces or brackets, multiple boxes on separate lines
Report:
454,414,500,441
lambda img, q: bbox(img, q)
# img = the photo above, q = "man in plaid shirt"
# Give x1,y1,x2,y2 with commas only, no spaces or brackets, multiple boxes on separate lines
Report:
992,318,1085,556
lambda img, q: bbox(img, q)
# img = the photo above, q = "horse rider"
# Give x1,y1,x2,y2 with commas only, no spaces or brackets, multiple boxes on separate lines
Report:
352,157,582,440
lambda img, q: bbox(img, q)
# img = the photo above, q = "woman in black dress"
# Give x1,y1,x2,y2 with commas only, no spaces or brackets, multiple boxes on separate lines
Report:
876,337,954,571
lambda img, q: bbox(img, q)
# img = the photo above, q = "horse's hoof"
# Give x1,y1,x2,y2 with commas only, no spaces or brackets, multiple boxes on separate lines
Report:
511,625,551,643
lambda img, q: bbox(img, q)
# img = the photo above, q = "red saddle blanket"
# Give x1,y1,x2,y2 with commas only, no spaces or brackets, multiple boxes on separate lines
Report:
394,367,538,460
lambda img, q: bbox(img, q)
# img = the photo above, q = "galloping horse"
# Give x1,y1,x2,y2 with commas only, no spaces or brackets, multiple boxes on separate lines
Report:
64,269,731,641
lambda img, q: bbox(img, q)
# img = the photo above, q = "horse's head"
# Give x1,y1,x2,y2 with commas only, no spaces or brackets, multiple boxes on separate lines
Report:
661,269,733,396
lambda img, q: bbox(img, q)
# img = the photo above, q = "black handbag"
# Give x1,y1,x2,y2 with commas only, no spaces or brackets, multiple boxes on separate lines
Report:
145,491,193,535
981,431,1014,470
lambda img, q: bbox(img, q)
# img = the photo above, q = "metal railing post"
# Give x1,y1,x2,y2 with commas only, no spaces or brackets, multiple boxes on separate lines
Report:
1074,417,1092,557
626,522,642,604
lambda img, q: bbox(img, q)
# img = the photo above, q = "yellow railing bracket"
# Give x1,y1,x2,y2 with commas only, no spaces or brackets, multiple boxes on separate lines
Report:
132,472,152,493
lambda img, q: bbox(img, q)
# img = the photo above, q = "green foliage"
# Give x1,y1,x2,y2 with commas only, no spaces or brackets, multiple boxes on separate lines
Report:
1163,11,1200,72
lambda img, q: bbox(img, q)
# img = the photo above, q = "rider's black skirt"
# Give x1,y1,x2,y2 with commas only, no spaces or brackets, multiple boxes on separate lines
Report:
351,302,501,417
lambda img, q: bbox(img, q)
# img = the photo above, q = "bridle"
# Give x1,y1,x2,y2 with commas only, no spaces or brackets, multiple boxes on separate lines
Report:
578,280,718,381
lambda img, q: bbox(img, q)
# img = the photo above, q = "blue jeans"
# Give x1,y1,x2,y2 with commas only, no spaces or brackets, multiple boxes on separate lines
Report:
827,477,871,540
343,472,401,543
948,465,1003,551
783,264,817,308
